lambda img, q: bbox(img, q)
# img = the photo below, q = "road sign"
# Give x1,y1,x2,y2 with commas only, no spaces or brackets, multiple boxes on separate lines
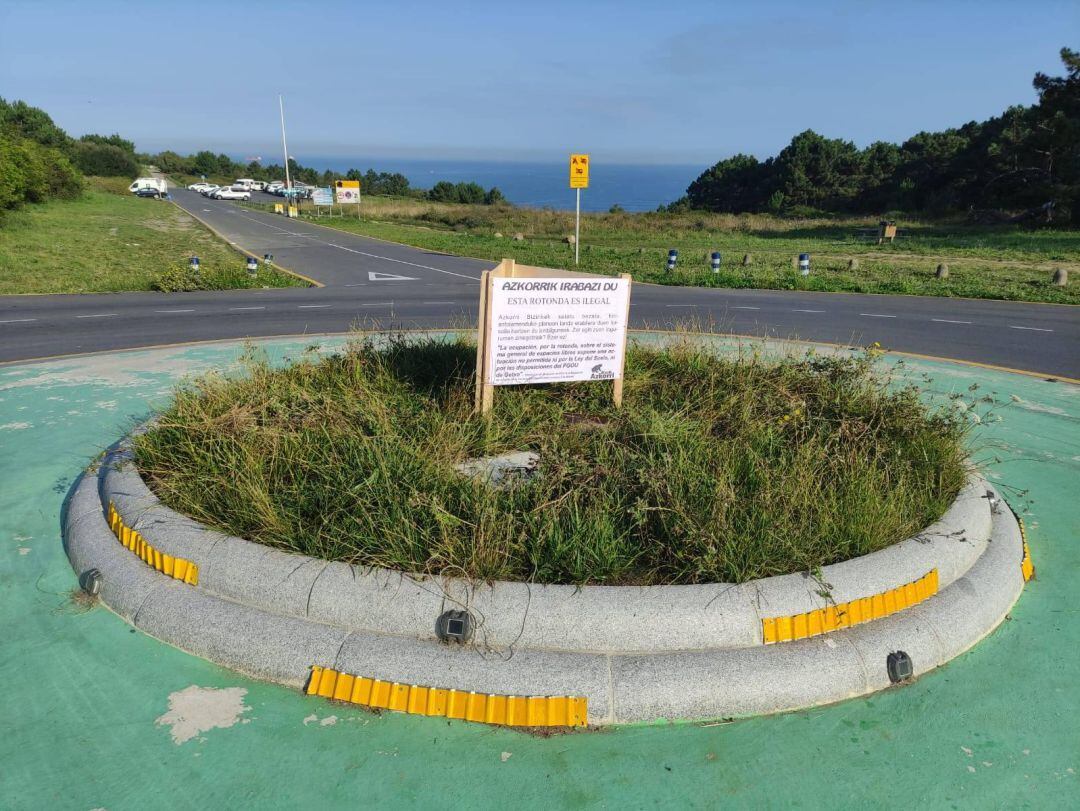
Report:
312,187,333,206
335,179,360,204
569,154,589,189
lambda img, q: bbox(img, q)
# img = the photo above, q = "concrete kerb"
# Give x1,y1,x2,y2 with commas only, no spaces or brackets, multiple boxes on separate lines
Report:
70,458,1026,725
102,439,994,654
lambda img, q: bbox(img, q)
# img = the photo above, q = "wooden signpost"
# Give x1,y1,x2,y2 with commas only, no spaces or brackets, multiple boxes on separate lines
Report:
474,259,632,415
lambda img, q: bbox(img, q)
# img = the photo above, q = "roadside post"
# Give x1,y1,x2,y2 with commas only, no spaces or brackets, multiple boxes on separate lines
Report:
189,256,200,275
336,180,361,220
474,259,632,414
799,253,810,276
711,251,721,274
246,256,258,277
263,253,274,266
667,249,678,272
569,154,589,265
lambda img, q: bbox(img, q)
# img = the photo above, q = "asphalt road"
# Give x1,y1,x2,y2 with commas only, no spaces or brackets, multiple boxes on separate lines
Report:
1,187,1077,378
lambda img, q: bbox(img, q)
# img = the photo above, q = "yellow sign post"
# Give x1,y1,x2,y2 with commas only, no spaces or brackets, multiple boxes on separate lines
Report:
569,154,589,264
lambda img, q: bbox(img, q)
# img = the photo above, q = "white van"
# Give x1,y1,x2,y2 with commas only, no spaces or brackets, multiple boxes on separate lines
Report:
129,177,168,196
234,178,256,191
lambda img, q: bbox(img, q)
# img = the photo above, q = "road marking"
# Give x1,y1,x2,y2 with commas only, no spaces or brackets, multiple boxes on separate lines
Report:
154,309,196,314
229,306,266,311
344,283,367,287
732,305,760,310
0,318,36,324
359,302,393,307
665,304,696,307
931,318,972,324
1009,325,1053,332
860,313,897,318
791,308,825,313
297,304,332,309
368,271,418,282
76,313,117,319
421,301,458,305
219,208,482,281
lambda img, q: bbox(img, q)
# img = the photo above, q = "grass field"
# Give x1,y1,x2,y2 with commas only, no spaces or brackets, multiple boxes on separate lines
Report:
135,334,969,586
251,196,1080,304
0,178,307,295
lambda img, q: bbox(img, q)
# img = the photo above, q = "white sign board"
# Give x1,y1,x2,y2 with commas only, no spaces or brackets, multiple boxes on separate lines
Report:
486,276,631,386
336,186,360,204
312,187,333,206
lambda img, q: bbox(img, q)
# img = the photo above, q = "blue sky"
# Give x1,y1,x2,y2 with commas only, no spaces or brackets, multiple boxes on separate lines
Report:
1,0,1075,165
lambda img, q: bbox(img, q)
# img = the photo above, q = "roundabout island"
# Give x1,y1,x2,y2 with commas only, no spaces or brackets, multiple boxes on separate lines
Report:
64,333,1032,727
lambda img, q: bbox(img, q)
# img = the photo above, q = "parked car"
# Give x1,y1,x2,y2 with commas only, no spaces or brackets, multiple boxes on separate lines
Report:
212,187,251,201
249,181,267,191
233,179,256,191
199,185,221,197
134,186,163,198
265,181,284,194
129,177,168,196
187,182,212,192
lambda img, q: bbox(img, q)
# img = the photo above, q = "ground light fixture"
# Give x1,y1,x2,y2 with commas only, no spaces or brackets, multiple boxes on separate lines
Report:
246,256,258,277
711,251,722,273
436,610,473,644
79,568,102,596
189,256,199,273
667,249,678,272
799,253,810,276
887,650,914,683
263,253,274,266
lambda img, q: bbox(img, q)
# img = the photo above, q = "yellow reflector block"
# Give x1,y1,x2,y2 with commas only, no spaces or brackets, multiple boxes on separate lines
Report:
106,500,198,586
762,569,939,644
304,666,588,728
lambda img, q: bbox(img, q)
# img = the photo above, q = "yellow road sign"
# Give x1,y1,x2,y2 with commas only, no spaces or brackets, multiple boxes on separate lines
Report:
335,180,360,189
569,154,589,189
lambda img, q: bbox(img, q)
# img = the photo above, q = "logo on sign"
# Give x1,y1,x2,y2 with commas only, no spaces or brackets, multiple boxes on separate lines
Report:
589,363,614,380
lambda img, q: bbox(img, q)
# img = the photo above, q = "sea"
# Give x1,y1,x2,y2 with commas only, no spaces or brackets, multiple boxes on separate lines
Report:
302,157,705,213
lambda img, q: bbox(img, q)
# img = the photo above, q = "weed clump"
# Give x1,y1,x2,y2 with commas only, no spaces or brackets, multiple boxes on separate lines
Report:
134,335,969,585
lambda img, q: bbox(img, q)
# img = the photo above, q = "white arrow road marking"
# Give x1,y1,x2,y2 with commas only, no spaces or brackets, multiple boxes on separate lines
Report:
368,271,418,282
1009,325,1052,332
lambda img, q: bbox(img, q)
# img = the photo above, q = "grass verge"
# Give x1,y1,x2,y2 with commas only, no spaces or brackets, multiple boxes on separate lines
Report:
0,178,307,294
246,196,1080,304
134,334,970,586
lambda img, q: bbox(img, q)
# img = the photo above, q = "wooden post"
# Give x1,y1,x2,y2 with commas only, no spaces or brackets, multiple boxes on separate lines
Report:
612,273,632,409
474,269,492,414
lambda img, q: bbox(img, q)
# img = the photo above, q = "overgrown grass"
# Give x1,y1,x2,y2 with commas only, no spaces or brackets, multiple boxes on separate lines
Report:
0,178,306,294
135,335,970,586
245,195,1080,304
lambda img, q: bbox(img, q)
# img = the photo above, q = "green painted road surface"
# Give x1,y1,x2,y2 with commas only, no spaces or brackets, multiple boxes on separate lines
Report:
1,337,1077,809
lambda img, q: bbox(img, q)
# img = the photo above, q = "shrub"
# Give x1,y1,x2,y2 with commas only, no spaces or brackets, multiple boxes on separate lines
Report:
149,259,302,292
70,140,139,178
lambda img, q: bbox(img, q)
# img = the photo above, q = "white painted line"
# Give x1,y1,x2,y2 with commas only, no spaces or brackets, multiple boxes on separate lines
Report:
732,305,760,310
223,208,482,280
860,313,897,318
1009,325,1053,332
344,283,367,287
368,271,418,281
229,306,266,311
76,313,117,319
421,301,458,305
297,304,332,309
154,309,196,314
931,318,972,325
359,302,393,307
0,318,36,324
791,309,825,313
665,304,697,308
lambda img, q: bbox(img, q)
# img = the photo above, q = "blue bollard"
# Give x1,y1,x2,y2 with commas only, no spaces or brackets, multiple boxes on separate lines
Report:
710,251,721,273
246,256,258,277
263,253,274,266
667,249,678,272
799,253,810,276
189,256,200,274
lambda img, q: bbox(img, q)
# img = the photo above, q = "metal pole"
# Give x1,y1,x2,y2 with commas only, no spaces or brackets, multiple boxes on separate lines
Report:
279,95,291,193
575,188,581,265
